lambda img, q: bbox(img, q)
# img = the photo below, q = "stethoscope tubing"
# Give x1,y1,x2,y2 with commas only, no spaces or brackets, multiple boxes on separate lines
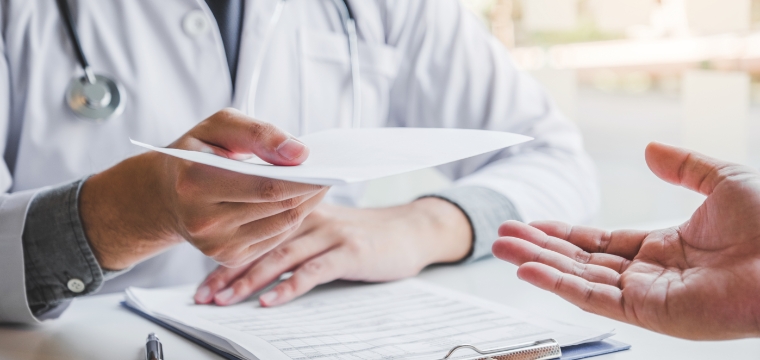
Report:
57,0,359,127
56,0,96,84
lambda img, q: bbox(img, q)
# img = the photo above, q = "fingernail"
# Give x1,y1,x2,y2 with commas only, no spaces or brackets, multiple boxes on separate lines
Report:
259,291,278,306
276,138,307,161
195,285,211,302
215,288,235,304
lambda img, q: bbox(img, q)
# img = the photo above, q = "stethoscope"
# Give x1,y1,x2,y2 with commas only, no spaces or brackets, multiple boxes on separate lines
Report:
57,0,361,129
56,0,126,122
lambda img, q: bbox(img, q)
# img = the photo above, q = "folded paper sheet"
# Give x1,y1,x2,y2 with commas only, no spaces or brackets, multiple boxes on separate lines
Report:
131,128,532,185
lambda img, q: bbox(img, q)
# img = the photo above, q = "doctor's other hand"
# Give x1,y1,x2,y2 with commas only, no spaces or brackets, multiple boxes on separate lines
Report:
79,108,327,270
194,198,472,306
493,142,760,340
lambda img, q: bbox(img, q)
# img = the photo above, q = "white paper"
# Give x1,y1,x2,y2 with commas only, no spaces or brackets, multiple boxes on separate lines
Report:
130,128,532,185
125,279,612,360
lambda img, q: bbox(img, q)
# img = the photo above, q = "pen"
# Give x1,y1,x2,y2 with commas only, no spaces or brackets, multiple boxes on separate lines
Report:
145,333,164,360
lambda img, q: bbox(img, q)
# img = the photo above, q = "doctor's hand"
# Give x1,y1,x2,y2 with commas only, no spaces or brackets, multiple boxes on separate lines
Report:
193,198,472,306
494,142,760,340
79,108,328,270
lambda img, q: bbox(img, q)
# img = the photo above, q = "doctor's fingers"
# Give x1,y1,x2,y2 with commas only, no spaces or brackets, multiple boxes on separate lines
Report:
182,108,309,166
530,221,649,261
218,189,328,267
209,233,340,306
179,189,326,244
191,192,324,267
207,190,326,230
493,237,622,287
173,159,325,203
517,262,628,324
259,248,356,307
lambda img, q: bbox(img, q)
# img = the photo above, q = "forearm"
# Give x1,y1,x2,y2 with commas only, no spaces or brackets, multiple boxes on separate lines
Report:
408,186,523,265
20,162,177,319
420,186,521,263
79,152,181,270
21,152,182,319
408,197,472,265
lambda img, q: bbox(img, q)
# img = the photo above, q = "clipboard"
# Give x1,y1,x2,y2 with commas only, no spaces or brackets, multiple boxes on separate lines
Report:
123,300,630,360
440,339,561,360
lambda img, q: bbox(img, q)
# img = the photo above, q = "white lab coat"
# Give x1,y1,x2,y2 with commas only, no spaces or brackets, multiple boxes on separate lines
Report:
0,0,598,324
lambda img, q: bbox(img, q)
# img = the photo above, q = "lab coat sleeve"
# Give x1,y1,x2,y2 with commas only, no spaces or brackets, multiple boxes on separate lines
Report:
0,1,38,323
0,190,41,324
0,4,104,323
384,0,599,255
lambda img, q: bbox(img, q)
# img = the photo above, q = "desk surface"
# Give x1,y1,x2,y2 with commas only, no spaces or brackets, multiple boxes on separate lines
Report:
1,258,759,360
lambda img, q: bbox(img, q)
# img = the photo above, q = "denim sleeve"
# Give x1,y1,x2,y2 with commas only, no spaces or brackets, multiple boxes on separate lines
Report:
421,186,521,263
21,178,105,318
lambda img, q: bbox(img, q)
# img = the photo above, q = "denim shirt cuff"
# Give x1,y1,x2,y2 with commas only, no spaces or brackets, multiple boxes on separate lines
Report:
22,177,105,317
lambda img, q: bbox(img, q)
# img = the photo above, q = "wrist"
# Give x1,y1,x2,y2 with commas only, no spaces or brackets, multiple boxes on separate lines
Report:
406,197,472,266
79,153,181,270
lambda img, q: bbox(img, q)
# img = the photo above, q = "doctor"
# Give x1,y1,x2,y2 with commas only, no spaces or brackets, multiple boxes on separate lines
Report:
0,0,597,324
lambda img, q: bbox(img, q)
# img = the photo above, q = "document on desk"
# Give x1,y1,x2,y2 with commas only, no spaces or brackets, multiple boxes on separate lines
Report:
130,128,532,185
125,279,614,360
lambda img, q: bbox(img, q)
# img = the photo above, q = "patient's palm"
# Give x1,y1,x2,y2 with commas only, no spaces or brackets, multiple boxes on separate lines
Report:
622,175,760,339
496,144,760,340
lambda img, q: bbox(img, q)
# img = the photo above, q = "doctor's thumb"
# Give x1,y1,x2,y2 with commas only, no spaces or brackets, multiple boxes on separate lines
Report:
189,108,310,166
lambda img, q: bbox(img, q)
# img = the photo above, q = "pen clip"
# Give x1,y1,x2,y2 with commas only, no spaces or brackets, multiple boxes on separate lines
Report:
441,339,561,360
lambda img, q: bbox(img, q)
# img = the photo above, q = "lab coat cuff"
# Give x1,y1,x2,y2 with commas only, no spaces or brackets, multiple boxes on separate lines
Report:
0,188,44,324
22,178,105,319
420,186,521,263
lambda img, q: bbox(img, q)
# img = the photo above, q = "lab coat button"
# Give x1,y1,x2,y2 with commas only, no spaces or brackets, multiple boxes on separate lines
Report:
183,10,210,37
67,278,86,293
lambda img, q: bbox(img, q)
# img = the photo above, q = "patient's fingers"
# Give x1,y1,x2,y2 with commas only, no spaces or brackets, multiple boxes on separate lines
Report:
497,221,632,272
517,262,627,324
530,221,649,260
493,237,621,286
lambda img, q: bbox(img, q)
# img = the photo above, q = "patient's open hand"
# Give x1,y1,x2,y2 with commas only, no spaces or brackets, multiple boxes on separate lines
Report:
494,142,760,340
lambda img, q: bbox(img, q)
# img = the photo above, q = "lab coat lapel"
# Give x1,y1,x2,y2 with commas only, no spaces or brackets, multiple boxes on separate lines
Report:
232,0,281,112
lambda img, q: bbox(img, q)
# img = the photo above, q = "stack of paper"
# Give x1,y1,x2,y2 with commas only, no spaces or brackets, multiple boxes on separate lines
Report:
131,128,533,185
125,280,617,360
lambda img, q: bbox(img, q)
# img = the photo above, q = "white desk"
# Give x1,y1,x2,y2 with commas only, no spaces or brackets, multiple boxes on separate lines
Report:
1,258,759,359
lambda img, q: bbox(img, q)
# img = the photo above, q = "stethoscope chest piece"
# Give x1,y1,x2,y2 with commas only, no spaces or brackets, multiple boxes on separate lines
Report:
56,0,125,122
65,74,125,121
